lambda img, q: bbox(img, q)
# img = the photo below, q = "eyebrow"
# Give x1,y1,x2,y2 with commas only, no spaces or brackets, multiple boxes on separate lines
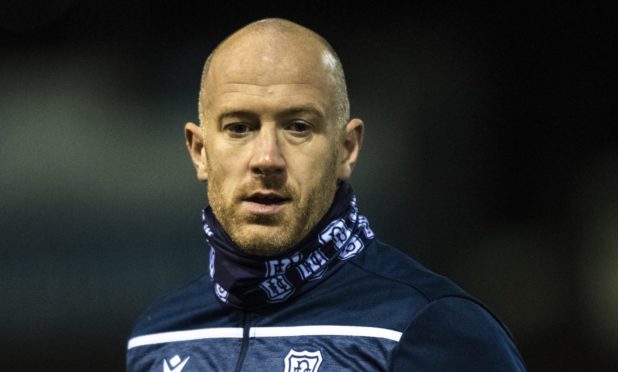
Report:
217,104,326,122
218,110,257,122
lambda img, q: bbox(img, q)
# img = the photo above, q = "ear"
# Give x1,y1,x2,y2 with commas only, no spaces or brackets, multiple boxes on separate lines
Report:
184,122,208,181
337,118,364,181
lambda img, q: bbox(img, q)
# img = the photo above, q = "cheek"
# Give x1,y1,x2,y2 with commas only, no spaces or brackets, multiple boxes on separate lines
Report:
288,148,338,184
207,145,248,179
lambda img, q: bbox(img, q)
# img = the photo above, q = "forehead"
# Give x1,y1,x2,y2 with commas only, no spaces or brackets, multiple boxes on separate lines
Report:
213,82,327,106
204,32,338,110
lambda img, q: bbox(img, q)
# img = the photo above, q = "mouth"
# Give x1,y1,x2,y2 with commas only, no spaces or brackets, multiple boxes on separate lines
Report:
244,192,290,205
241,192,291,216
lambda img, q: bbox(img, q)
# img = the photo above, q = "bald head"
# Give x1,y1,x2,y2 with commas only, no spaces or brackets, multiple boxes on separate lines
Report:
198,18,349,128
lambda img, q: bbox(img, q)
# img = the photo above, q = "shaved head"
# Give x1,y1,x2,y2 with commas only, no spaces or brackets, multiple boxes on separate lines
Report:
198,18,349,128
185,17,364,255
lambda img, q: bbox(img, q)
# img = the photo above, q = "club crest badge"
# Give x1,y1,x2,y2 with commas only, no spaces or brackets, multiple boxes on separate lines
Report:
266,252,302,277
284,349,323,372
297,249,328,280
260,275,295,302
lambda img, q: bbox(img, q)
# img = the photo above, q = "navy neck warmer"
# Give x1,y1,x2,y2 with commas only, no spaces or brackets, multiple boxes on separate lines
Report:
201,183,374,309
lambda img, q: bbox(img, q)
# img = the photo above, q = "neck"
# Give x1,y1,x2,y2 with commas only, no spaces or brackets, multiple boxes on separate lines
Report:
200,182,375,309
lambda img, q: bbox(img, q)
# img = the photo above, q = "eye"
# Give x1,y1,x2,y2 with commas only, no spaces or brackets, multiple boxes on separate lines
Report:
286,121,312,137
224,123,253,137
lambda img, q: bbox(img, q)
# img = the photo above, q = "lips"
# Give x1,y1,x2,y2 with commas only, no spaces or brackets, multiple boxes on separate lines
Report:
245,193,289,205
241,192,291,216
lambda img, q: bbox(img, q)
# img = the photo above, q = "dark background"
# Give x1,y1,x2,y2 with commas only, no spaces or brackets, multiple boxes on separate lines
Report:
1,1,616,371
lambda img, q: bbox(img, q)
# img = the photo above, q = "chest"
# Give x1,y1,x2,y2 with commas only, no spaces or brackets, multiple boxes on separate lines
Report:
127,323,401,371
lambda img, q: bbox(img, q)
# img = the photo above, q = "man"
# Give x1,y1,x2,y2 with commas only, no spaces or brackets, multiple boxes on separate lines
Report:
127,18,527,371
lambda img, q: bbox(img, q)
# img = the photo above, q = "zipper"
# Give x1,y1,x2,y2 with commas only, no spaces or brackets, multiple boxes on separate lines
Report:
234,312,250,372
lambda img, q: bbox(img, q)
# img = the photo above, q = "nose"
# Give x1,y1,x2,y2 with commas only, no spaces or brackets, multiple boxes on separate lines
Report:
249,125,286,178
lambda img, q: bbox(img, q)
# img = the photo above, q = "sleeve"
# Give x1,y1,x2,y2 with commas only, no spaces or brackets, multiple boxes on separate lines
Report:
390,296,527,371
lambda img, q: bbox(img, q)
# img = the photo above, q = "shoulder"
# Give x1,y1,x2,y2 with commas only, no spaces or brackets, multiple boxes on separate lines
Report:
128,274,226,338
351,240,527,370
331,240,477,332
349,239,471,301
392,296,527,370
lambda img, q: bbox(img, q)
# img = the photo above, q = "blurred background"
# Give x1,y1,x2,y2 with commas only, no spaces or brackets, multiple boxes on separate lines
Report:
1,1,615,370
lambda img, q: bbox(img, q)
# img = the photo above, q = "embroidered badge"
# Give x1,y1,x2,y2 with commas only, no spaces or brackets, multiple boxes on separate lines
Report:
284,349,323,372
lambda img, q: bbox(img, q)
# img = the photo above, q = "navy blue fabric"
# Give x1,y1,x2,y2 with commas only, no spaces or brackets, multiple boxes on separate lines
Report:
202,182,375,309
127,239,527,371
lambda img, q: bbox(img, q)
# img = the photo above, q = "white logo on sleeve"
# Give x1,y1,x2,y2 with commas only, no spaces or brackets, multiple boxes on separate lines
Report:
163,355,190,372
284,349,323,372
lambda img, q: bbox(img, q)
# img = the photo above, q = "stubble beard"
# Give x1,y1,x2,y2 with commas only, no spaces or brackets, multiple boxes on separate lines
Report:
206,152,339,257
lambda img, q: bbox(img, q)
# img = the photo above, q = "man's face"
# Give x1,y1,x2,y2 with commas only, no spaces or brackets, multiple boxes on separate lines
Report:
198,34,346,255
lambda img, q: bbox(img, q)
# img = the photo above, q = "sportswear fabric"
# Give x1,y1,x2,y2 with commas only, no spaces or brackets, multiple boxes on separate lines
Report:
127,185,527,371
202,182,374,309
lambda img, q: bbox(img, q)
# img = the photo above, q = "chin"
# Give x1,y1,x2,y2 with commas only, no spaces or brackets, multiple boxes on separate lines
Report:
233,225,298,256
